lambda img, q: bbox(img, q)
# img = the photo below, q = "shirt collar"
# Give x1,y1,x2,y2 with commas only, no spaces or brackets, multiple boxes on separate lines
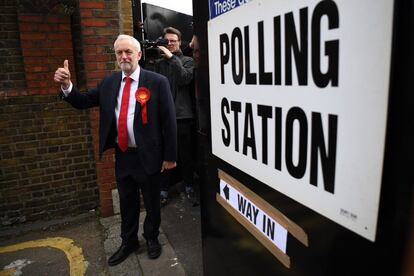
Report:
122,66,140,83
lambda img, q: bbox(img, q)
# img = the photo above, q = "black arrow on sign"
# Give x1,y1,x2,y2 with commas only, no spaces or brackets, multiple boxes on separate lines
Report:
223,185,230,200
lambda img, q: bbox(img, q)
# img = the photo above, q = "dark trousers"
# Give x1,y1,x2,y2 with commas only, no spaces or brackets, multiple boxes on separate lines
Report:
115,147,161,244
160,119,194,192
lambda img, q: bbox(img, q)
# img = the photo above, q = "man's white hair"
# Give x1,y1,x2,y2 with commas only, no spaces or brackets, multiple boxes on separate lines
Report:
114,34,141,52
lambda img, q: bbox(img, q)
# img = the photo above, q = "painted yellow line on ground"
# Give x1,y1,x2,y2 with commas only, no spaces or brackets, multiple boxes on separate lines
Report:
0,268,16,276
0,237,86,276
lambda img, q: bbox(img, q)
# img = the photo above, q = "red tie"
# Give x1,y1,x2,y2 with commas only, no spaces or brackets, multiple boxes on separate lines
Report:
118,76,131,152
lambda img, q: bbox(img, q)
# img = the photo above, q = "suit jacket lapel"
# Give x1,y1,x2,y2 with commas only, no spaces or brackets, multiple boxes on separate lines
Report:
137,68,150,94
134,68,150,123
111,72,122,111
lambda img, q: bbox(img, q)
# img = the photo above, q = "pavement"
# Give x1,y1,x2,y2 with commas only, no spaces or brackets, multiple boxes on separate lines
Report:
0,183,203,276
102,213,186,276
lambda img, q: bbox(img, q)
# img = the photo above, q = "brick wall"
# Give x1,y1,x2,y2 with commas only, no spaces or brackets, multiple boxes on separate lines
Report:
120,0,134,34
0,0,135,225
77,0,133,217
78,0,119,217
18,14,77,95
0,1,100,226
0,95,98,225
0,1,26,92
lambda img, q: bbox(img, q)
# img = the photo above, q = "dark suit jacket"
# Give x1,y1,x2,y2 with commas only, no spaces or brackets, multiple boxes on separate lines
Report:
62,68,177,175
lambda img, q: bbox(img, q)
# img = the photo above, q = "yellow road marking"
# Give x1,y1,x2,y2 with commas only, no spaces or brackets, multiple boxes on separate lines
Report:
0,237,86,276
0,268,16,276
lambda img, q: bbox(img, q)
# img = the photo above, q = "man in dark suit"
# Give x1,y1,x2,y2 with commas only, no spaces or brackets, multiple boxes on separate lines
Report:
54,34,177,266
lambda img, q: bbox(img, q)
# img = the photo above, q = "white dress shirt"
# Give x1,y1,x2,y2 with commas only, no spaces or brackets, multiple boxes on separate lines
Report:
115,68,140,147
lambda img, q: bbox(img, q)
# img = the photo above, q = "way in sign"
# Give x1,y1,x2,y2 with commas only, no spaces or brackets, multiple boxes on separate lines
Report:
219,179,288,252
237,194,279,242
238,194,259,224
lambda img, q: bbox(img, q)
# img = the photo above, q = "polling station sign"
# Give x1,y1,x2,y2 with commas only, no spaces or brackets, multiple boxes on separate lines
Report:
207,0,394,241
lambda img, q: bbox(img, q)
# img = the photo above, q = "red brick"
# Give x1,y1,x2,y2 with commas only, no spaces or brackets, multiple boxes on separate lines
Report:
18,24,37,32
46,16,70,24
84,54,112,62
82,45,97,52
27,88,41,94
22,49,49,57
82,29,96,36
86,70,107,79
100,206,114,217
47,87,59,93
18,15,44,23
20,33,47,40
99,172,114,180
94,47,105,54
47,33,69,40
27,65,50,73
82,37,109,45
24,58,40,65
38,24,60,32
81,19,107,27
59,24,71,32
84,63,98,71
42,40,72,49
99,189,112,196
99,162,115,170
34,80,48,88
79,2,105,9
20,40,36,49
100,196,114,204
97,63,108,70
86,80,99,88
20,23,60,33
26,81,39,88
25,73,50,81
80,10,93,17
49,49,73,57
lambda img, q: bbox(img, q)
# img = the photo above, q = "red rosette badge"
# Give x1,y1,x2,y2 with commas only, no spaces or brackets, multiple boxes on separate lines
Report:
135,87,151,124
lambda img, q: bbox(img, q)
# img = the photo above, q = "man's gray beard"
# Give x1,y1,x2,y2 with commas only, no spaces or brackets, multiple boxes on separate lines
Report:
120,63,132,73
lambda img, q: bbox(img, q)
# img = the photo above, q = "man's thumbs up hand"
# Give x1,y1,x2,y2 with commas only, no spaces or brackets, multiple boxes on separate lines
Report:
54,59,71,90
63,59,69,71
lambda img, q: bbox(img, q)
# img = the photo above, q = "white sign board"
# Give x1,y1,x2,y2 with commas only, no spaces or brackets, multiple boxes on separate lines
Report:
142,0,193,15
208,0,394,241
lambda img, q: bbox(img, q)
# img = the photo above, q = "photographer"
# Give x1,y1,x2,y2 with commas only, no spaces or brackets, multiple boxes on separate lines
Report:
154,27,196,206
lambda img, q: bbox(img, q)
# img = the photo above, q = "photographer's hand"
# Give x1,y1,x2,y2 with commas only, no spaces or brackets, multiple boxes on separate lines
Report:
158,46,173,59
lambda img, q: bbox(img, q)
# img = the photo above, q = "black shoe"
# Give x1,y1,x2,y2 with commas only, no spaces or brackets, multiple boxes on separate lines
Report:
146,239,161,259
108,243,139,266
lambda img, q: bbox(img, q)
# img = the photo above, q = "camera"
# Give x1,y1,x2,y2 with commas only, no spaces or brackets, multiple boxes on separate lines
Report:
141,38,169,67
141,38,169,48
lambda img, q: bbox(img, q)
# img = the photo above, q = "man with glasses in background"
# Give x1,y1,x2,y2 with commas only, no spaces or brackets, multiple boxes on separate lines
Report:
155,27,197,207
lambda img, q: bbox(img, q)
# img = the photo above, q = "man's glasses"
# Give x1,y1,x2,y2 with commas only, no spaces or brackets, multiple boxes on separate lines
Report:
167,40,179,44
